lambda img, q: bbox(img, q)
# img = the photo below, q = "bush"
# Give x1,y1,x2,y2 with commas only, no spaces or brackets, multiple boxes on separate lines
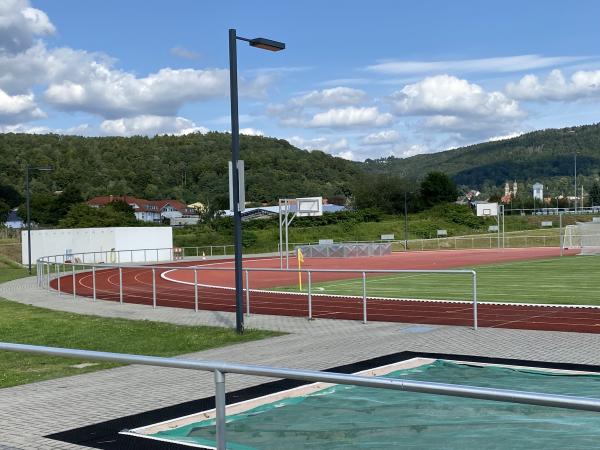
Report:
428,204,484,229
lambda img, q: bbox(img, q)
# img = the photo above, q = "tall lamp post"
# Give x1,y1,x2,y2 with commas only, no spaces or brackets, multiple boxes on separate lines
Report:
25,166,53,274
229,29,285,334
569,129,582,213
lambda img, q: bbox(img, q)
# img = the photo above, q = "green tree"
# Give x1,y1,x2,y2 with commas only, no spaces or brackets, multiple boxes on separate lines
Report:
0,184,22,208
420,172,459,207
18,192,56,225
0,200,10,223
589,181,600,206
106,200,136,218
53,186,84,221
59,204,139,228
353,174,415,214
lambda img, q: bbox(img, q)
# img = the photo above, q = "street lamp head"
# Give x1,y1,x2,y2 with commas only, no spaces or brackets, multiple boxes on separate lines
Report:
249,37,285,52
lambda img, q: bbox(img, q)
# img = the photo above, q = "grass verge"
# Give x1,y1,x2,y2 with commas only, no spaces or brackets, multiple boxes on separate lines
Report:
0,298,280,389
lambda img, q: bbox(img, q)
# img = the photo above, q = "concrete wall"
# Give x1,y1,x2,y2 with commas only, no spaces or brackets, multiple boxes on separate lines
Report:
22,227,173,265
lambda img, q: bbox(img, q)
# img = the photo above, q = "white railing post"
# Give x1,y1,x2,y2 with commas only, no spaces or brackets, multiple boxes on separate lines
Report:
214,369,227,450
307,271,312,320
72,264,76,300
472,271,478,331
194,269,198,312
56,264,60,295
92,266,96,302
245,269,250,316
119,267,123,304
144,249,147,262
47,262,51,288
362,271,367,324
152,268,156,309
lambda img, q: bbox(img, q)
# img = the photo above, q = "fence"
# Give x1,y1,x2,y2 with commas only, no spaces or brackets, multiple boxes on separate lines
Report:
284,235,561,253
296,242,392,258
35,252,478,329
34,244,235,265
1,342,600,450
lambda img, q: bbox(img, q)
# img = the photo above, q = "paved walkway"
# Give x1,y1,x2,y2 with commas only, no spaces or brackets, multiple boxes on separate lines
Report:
1,277,599,449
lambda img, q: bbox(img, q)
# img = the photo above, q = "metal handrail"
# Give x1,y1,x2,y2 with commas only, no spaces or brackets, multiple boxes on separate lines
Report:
2,342,600,450
35,258,478,329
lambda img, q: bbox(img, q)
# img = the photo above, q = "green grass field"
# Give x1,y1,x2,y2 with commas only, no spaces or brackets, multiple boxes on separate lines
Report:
0,264,279,388
0,299,279,388
275,255,600,306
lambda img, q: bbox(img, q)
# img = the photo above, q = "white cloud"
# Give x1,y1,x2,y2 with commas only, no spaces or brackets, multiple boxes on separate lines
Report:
0,88,44,123
365,55,591,75
309,106,393,128
289,87,366,108
269,87,386,130
0,122,90,135
287,136,349,153
0,0,55,54
506,69,600,101
44,67,230,118
239,127,264,136
170,46,200,60
335,150,356,160
100,115,208,136
488,131,524,141
361,129,400,145
391,75,523,119
0,0,273,125
396,144,429,158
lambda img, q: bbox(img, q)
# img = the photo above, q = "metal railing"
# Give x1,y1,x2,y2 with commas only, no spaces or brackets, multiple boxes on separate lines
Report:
34,245,236,266
2,342,600,450
283,235,563,252
35,256,478,329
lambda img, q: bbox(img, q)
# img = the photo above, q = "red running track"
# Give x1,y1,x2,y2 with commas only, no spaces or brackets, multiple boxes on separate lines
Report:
49,248,600,334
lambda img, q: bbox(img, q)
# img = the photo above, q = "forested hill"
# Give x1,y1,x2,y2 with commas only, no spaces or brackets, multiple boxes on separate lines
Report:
2,123,600,205
0,132,360,205
363,123,600,192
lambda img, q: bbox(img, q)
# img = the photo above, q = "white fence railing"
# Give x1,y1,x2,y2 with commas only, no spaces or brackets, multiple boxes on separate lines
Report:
36,251,478,329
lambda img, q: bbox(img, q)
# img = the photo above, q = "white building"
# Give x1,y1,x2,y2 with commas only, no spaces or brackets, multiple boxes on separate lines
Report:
532,183,544,201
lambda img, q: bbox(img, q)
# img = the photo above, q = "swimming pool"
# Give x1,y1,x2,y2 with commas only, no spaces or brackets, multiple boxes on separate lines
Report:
128,359,600,449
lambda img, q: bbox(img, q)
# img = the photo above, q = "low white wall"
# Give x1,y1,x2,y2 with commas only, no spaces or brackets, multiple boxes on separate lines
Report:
22,227,173,265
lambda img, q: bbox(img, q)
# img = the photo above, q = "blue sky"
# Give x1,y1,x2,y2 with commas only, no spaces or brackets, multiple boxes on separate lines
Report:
2,0,600,160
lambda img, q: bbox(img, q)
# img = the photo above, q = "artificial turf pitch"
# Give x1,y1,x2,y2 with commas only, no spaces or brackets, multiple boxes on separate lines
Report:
276,255,600,306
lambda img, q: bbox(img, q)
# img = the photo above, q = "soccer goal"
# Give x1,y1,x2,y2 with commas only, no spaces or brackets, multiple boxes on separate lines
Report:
563,221,600,255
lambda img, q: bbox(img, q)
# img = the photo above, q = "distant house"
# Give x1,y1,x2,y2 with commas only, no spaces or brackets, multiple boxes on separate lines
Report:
87,196,198,223
4,208,23,229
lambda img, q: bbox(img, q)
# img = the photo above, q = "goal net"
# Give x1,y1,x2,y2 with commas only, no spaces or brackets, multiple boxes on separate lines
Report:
563,221,600,255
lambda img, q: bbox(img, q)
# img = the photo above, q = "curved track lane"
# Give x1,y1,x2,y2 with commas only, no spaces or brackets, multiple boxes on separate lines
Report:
48,248,600,333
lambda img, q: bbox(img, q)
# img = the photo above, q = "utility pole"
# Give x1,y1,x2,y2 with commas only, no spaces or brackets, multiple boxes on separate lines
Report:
403,192,408,251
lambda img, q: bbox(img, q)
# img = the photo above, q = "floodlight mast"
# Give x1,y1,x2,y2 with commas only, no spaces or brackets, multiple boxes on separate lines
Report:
25,166,53,274
229,29,285,334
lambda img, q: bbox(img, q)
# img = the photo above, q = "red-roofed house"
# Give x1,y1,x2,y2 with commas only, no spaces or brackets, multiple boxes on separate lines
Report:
87,196,198,223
